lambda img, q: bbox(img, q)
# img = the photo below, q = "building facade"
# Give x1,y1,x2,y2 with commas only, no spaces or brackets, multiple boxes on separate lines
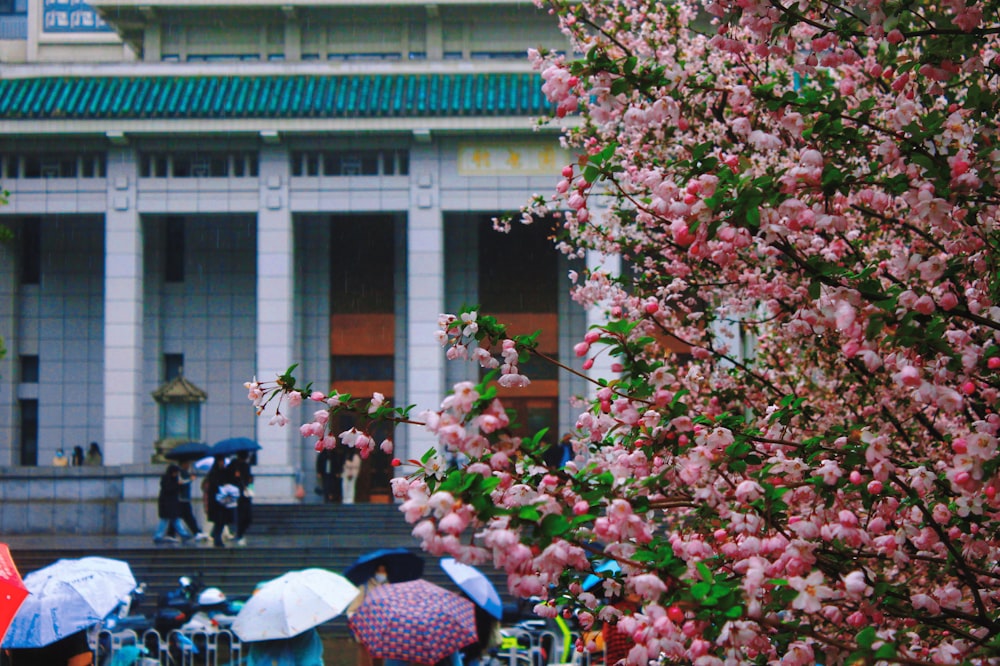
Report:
0,0,597,534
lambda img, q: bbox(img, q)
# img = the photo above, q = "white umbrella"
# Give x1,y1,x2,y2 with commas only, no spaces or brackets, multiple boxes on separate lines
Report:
232,568,359,641
3,556,137,648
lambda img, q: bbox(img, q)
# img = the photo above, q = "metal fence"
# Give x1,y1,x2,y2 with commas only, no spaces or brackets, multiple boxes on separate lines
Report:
94,627,244,666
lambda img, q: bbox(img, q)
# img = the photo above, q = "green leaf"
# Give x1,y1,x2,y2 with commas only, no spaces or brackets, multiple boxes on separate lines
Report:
856,626,877,649
518,506,541,521
541,513,571,537
690,581,711,600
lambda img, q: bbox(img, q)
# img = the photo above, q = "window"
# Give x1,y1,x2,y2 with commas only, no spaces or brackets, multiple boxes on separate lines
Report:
140,151,258,178
19,153,104,178
165,217,185,282
20,221,40,285
291,149,408,177
19,399,38,466
19,355,38,383
330,355,394,382
479,216,558,312
163,353,184,381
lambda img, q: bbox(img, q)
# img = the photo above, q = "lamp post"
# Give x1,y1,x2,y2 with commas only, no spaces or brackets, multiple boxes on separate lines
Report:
151,370,207,462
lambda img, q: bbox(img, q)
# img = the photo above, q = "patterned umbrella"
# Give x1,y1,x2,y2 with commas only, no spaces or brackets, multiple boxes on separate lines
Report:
349,579,477,665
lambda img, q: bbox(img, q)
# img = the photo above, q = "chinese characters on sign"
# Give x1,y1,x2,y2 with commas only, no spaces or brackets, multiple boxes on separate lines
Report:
457,143,568,176
43,0,111,33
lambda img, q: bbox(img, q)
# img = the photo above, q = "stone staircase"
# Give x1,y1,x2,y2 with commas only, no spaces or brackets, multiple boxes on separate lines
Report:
8,502,514,639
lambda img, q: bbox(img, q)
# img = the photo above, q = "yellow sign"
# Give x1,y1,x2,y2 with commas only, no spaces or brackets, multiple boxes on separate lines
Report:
457,142,568,176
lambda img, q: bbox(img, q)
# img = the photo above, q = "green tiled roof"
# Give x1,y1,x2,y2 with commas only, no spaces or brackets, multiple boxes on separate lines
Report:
0,73,551,120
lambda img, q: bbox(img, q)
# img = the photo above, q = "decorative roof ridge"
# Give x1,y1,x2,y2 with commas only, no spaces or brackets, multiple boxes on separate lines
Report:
0,60,534,81
0,72,552,121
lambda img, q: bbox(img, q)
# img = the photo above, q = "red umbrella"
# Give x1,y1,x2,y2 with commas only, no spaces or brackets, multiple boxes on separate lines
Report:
0,544,28,643
349,579,477,665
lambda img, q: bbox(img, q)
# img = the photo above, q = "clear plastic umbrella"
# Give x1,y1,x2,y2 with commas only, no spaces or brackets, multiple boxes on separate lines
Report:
3,556,136,648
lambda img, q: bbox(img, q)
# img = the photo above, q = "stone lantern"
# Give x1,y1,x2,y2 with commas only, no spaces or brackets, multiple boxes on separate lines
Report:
151,371,207,462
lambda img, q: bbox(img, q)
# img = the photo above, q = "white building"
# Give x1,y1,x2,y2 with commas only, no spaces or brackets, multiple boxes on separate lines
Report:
0,0,592,534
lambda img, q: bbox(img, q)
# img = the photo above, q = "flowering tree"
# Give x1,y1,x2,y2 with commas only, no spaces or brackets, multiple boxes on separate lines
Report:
251,0,1000,663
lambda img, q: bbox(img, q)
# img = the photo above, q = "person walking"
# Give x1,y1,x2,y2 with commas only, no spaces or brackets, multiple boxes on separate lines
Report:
172,459,208,541
204,455,232,548
154,461,194,545
84,442,103,466
226,451,254,546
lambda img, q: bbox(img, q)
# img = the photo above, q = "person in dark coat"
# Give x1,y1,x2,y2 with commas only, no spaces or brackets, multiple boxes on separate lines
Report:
204,455,232,548
226,451,254,546
154,462,194,544
3,629,93,665
315,447,345,503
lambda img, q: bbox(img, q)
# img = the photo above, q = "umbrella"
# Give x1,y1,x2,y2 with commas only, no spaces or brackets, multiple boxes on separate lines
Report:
164,441,211,462
582,559,621,592
349,579,477,665
3,556,136,648
210,437,262,456
0,545,28,643
344,548,424,586
440,558,503,620
232,568,359,642
194,455,216,473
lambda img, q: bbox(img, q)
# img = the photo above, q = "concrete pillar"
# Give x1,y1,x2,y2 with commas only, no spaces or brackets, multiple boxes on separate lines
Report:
255,142,296,482
103,147,143,465
0,224,15,464
404,141,444,464
283,8,302,61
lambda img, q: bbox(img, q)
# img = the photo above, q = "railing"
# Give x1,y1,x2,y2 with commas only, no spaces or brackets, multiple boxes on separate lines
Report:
94,627,244,666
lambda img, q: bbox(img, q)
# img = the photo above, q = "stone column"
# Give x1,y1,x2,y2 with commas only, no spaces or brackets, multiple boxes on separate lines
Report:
0,225,15,463
255,142,296,497
103,146,143,465
404,141,444,464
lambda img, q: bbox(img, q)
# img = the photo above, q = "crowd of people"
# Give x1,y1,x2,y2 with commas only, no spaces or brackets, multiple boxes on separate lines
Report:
51,442,103,468
154,450,254,548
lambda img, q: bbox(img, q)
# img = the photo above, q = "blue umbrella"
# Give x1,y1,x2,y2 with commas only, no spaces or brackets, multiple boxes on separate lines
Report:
582,559,621,592
164,441,211,462
440,558,503,620
344,548,424,586
210,437,262,456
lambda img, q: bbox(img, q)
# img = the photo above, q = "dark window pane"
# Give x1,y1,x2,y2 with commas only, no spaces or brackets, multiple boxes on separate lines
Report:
479,216,557,312
19,399,38,466
330,355,394,382
209,155,228,177
165,217,185,282
19,355,39,383
330,216,395,313
20,220,40,284
163,353,184,380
